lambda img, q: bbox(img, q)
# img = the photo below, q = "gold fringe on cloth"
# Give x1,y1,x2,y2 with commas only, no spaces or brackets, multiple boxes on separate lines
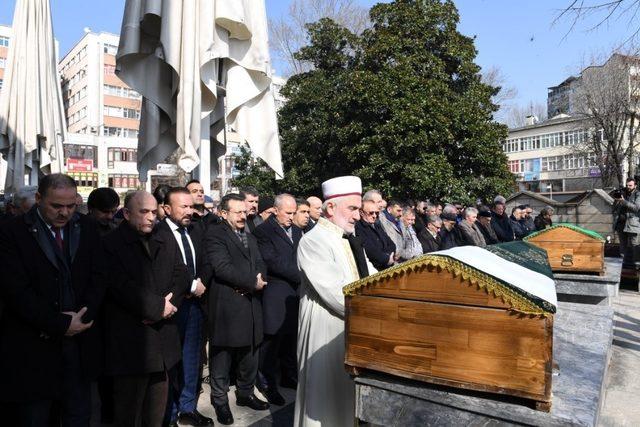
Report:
342,254,553,316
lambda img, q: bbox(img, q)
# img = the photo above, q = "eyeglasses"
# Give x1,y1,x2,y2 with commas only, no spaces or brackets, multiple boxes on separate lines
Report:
363,211,379,216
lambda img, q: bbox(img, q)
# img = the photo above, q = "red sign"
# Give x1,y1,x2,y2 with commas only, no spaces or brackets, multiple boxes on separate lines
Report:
67,158,93,172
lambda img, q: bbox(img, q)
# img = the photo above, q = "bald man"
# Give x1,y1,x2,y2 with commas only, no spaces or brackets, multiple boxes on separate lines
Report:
306,196,322,230
102,191,191,426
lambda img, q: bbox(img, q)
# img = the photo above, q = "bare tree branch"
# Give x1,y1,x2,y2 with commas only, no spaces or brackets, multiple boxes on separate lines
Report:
269,0,369,76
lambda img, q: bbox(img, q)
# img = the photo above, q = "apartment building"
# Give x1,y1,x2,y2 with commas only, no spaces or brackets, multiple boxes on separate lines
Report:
505,53,640,197
59,30,141,138
0,25,10,188
504,114,602,197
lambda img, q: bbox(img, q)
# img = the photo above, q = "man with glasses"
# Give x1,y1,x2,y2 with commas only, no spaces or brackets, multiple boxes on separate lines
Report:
355,199,396,271
417,214,442,253
204,193,269,425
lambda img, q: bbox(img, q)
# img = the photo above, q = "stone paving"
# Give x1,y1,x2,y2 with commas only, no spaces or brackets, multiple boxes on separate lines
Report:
599,288,640,426
91,281,640,426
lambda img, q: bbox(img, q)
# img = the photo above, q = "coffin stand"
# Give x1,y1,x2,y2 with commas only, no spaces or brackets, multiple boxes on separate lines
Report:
343,253,555,411
524,224,605,275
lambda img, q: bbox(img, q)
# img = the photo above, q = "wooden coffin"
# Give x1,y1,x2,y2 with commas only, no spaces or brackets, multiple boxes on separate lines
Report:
524,224,605,275
343,249,555,411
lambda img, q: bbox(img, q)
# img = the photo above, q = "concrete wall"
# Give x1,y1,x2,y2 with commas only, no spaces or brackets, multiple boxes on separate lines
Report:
506,191,615,241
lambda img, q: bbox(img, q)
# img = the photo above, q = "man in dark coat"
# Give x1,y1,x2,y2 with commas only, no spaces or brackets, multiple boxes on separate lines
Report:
534,207,554,231
102,190,190,427
510,206,529,240
87,187,120,236
253,194,302,406
205,193,269,425
240,187,261,233
160,188,214,426
417,214,442,253
355,199,396,270
491,201,515,242
476,206,499,245
293,198,312,234
0,174,104,426
440,212,462,250
86,186,121,423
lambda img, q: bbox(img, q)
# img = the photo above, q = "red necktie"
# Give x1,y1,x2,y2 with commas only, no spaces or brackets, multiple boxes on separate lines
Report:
54,227,63,251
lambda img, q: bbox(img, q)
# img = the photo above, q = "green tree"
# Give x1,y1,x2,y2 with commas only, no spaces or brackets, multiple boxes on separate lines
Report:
234,0,514,203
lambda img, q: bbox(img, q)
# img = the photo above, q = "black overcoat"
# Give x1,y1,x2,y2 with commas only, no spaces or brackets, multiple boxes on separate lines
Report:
253,216,302,335
102,221,190,376
355,219,396,271
204,221,266,348
0,207,106,402
417,228,441,253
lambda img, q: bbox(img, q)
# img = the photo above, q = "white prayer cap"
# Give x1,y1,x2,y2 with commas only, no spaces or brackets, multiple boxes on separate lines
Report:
322,176,362,201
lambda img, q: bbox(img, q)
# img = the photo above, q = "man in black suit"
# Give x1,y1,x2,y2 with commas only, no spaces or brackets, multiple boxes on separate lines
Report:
253,194,302,405
355,199,397,271
0,174,104,426
205,193,269,425
159,187,213,427
418,214,443,253
102,190,190,427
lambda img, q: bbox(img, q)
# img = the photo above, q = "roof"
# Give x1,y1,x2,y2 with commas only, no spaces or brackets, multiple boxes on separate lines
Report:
524,223,605,242
506,190,613,207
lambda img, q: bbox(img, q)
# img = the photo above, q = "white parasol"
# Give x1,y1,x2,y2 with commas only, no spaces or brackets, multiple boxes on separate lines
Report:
0,0,67,193
116,0,284,189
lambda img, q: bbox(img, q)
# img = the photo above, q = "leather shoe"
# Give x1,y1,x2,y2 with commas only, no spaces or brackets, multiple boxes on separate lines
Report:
262,387,285,406
178,410,214,426
235,393,270,411
280,376,298,390
214,403,234,425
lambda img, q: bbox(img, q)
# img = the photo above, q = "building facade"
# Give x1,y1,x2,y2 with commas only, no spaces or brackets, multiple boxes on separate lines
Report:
0,24,11,188
503,115,602,196
59,30,141,139
505,53,640,196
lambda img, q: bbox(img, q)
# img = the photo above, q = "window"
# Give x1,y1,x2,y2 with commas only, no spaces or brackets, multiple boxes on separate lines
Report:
107,147,138,167
68,172,98,188
108,174,140,188
0,36,9,47
64,144,97,164
104,64,116,76
0,79,3,90
103,84,142,99
103,43,118,55
0,57,5,68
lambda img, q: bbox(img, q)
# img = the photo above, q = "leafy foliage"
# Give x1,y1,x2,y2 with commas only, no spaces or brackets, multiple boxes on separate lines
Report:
235,0,514,203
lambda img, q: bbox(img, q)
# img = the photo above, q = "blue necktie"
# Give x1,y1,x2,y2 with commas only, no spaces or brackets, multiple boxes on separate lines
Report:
178,227,196,279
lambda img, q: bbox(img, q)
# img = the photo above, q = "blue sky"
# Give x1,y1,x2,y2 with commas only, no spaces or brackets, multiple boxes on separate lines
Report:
0,0,634,111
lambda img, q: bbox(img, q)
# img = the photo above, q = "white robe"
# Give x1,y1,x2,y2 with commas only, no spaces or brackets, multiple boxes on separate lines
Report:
294,217,376,427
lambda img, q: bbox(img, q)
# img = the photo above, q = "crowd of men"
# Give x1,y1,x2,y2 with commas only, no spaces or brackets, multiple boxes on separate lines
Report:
0,173,557,427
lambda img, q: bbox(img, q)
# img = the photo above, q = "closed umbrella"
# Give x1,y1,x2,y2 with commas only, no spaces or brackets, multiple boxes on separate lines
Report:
116,0,283,188
0,0,66,193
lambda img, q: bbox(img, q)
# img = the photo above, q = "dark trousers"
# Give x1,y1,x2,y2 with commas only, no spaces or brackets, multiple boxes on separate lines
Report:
166,299,204,421
259,333,297,389
210,346,258,406
619,231,640,268
3,340,91,427
113,371,168,427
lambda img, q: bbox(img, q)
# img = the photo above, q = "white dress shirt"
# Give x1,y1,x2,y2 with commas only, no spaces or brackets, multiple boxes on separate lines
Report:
166,218,198,293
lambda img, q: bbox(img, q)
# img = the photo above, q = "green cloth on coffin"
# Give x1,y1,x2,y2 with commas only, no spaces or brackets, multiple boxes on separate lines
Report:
524,223,605,242
344,245,557,315
486,241,554,280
